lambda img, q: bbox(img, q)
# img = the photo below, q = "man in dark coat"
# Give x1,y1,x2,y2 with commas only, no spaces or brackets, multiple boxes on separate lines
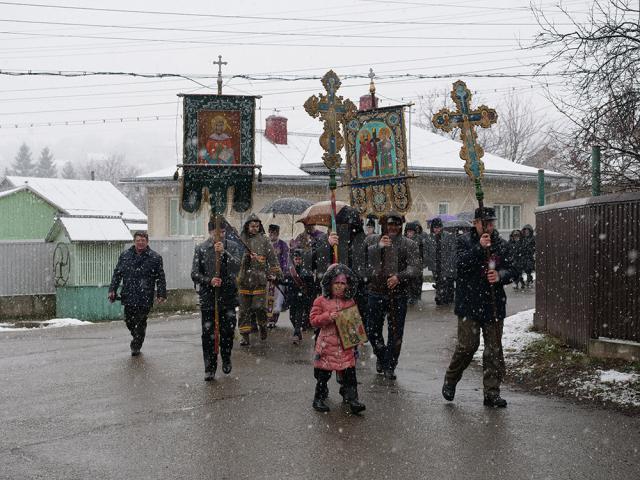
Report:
521,224,536,287
508,230,526,289
365,211,421,380
442,207,517,407
281,249,315,344
423,217,457,305
191,219,242,380
404,221,424,304
109,231,167,356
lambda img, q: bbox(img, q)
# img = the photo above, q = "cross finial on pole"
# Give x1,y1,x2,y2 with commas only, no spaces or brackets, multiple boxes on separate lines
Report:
213,55,227,95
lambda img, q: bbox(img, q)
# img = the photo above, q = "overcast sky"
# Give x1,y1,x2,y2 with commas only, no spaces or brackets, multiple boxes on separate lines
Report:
0,0,591,175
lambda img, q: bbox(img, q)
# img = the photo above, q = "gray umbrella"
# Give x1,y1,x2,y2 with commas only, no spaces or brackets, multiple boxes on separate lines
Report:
260,197,314,215
260,197,315,238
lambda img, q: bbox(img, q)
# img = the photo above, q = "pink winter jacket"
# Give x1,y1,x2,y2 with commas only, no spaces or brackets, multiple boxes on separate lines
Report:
310,296,356,371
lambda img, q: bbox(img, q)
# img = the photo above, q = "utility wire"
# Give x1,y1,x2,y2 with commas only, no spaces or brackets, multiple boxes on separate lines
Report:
0,1,577,26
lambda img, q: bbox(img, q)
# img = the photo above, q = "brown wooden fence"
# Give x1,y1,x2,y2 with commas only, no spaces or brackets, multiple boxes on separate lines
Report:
535,192,640,349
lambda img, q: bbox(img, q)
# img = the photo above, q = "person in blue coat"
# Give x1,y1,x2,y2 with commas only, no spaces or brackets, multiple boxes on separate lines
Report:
441,208,517,408
109,231,167,356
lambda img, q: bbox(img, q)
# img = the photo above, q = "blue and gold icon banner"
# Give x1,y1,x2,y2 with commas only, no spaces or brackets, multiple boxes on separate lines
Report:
344,105,412,216
179,94,258,214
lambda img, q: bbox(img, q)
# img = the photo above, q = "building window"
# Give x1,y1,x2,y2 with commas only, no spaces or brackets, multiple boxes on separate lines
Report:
493,204,521,231
169,198,206,236
438,202,449,215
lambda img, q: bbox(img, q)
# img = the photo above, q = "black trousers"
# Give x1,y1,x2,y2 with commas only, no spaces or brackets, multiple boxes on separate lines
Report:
201,306,237,373
314,367,359,400
435,275,455,305
124,305,150,350
289,297,311,334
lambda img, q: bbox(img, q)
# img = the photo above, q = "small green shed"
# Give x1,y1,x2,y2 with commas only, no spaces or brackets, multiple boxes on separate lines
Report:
46,216,133,320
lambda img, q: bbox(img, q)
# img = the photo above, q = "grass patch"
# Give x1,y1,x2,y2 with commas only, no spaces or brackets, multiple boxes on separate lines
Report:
505,334,640,415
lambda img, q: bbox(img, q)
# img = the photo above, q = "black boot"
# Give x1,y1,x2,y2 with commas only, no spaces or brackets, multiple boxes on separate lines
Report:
222,356,232,375
442,382,456,401
202,334,217,380
341,368,365,414
484,394,507,408
312,382,330,412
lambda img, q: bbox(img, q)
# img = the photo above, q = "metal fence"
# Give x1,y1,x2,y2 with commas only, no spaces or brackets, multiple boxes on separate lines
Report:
0,238,198,297
535,192,640,349
0,241,56,295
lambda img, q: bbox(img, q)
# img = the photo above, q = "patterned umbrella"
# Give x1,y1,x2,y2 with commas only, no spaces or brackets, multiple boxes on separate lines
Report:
296,200,349,226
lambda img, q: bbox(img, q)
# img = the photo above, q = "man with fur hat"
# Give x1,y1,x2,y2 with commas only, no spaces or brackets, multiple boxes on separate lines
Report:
191,218,242,380
237,214,282,346
423,217,457,305
442,207,517,408
365,211,421,380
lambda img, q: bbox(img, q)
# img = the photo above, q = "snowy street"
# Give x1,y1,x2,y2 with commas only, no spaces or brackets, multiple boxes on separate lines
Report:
1,290,638,480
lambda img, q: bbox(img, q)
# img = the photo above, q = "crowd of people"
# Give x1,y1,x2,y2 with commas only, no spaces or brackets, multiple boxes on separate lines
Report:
108,207,536,414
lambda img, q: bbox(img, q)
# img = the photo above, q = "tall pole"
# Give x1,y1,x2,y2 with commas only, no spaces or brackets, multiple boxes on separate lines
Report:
538,169,545,206
591,146,601,197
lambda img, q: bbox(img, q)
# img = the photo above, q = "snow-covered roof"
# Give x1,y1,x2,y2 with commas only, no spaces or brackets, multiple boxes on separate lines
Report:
47,217,133,242
125,222,148,232
3,176,146,222
130,120,571,183
407,127,566,178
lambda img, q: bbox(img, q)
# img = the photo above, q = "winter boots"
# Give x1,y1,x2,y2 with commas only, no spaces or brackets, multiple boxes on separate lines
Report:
312,382,330,412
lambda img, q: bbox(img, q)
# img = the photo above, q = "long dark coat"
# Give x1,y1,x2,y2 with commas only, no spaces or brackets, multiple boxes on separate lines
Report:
191,237,241,309
423,231,457,279
109,246,167,308
520,224,536,272
454,229,517,323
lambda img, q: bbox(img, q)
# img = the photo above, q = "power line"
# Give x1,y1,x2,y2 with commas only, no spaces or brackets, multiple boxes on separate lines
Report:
0,18,532,42
0,0,576,26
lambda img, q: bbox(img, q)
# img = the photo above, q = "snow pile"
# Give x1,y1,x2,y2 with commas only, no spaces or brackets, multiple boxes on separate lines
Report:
0,318,93,332
474,309,541,360
558,371,640,408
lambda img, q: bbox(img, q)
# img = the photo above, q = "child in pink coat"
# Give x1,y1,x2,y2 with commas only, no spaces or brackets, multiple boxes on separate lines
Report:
310,264,366,414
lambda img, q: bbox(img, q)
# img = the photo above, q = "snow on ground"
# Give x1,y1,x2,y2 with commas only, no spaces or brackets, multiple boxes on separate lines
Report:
0,318,93,332
421,282,435,291
473,309,640,409
474,309,541,360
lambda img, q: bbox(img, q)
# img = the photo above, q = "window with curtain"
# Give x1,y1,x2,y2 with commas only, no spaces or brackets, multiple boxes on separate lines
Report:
169,198,206,236
438,202,449,215
493,204,522,231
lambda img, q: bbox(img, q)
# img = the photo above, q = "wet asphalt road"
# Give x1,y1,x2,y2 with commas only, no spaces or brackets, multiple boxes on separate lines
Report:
1,289,639,480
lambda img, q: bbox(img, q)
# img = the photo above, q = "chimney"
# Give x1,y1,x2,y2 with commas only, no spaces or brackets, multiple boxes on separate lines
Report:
359,94,378,111
265,115,288,145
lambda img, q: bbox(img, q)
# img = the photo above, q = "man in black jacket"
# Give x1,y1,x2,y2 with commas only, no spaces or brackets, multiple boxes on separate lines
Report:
442,207,517,407
191,219,241,381
366,211,421,380
109,231,167,356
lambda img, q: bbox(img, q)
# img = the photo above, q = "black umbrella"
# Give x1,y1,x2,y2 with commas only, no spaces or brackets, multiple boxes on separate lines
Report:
260,197,315,238
260,197,314,215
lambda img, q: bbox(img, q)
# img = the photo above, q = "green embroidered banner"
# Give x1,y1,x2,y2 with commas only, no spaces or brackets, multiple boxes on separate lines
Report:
180,94,257,214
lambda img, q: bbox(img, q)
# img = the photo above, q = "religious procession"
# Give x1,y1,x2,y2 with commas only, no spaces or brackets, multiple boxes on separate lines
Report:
107,71,537,415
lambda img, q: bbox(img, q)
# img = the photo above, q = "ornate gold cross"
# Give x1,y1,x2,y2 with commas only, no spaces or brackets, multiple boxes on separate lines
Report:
432,80,497,205
304,70,357,171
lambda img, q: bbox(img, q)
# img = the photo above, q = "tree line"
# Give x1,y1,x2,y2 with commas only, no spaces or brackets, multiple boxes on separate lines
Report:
4,142,145,211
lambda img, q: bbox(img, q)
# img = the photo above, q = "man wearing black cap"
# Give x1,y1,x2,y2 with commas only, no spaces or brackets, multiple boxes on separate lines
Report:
442,207,517,407
365,211,421,380
191,218,242,380
423,217,457,305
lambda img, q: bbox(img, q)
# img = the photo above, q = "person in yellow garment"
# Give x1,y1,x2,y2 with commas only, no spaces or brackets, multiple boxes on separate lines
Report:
237,214,282,346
